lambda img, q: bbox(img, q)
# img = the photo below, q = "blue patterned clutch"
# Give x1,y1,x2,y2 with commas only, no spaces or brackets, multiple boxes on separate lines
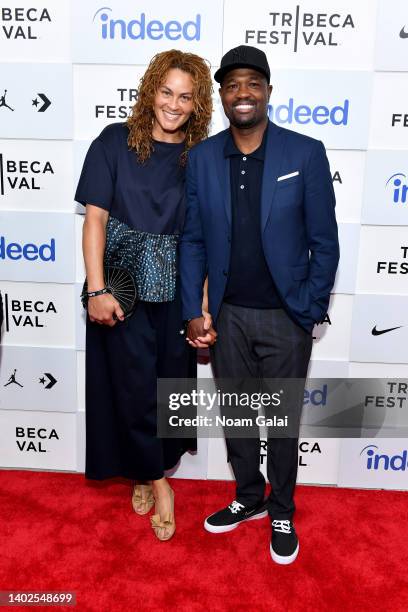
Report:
104,216,178,303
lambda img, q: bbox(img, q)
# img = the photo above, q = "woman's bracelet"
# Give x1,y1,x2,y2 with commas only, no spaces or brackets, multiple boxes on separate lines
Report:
86,287,109,298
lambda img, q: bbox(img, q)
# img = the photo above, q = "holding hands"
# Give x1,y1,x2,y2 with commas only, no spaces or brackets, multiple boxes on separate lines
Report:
186,311,217,348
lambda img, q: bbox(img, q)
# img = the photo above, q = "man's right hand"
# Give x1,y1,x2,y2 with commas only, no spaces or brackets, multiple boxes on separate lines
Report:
88,293,125,326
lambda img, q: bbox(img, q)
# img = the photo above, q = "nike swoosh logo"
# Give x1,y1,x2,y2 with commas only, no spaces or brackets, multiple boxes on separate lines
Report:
400,27,408,39
372,325,403,336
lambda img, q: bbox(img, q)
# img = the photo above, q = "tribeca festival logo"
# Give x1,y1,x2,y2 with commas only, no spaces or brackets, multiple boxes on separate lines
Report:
15,427,59,453
0,153,55,196
267,98,349,127
391,112,408,127
245,6,354,51
376,245,408,275
93,7,201,41
360,444,408,471
95,87,138,120
2,291,58,333
0,6,51,39
386,173,408,205
260,440,322,467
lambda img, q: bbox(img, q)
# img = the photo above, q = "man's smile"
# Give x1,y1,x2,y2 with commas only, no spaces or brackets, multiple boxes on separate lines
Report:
233,103,256,113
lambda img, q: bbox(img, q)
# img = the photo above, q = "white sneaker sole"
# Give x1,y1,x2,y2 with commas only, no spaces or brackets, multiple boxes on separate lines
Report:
204,510,268,534
270,541,299,565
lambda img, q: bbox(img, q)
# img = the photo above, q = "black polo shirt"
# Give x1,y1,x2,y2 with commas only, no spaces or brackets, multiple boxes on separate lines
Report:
223,129,283,309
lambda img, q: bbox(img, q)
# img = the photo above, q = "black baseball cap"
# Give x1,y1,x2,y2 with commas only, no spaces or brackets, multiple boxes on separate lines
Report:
214,45,270,84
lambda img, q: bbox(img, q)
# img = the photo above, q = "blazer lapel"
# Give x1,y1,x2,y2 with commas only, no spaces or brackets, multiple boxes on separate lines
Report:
261,121,287,232
214,132,232,226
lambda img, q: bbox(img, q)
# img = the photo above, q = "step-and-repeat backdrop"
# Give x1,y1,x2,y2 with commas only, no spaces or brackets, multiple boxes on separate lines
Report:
1,0,408,490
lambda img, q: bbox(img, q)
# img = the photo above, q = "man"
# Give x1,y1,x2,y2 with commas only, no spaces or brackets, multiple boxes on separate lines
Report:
179,45,339,564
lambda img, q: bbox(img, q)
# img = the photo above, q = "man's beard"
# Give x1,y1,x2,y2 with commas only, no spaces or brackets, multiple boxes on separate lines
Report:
225,103,268,129
229,114,259,129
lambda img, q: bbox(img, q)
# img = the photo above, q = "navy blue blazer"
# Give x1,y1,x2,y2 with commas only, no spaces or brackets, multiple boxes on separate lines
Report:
179,121,340,332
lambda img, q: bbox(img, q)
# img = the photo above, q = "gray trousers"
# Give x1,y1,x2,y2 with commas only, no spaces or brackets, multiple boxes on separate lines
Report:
210,304,313,519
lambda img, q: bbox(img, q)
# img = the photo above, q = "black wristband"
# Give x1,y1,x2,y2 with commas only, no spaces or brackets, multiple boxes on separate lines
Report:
87,288,109,298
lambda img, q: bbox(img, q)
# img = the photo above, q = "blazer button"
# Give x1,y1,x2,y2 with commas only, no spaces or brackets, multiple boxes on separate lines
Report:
223,270,228,276
227,236,231,243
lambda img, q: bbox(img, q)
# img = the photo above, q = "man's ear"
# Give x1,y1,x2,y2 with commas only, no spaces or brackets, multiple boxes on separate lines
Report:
267,84,273,100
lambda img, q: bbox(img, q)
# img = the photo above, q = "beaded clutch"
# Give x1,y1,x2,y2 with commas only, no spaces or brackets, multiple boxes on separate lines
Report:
81,216,178,316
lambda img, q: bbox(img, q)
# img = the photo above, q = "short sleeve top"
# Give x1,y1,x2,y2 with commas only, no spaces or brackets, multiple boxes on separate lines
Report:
75,122,186,236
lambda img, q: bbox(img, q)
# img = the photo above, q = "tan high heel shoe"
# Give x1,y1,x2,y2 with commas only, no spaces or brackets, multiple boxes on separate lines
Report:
132,483,154,515
151,488,175,541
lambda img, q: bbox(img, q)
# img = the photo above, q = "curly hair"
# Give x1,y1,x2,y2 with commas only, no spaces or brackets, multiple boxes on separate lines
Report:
127,50,213,164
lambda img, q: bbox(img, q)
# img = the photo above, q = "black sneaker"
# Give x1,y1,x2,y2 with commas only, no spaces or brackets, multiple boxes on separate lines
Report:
270,519,299,565
204,499,268,533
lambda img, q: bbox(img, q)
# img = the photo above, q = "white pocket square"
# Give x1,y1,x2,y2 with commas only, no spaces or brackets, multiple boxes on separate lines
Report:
277,171,300,182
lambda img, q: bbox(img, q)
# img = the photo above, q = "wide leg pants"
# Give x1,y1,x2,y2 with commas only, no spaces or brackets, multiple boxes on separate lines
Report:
85,289,196,481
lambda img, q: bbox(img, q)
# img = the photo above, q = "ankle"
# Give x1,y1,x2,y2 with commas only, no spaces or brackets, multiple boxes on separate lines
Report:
151,478,171,493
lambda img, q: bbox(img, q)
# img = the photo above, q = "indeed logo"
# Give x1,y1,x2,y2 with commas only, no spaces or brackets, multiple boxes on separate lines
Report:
268,98,349,126
303,384,327,406
386,173,408,204
93,7,201,41
0,236,55,261
360,444,408,471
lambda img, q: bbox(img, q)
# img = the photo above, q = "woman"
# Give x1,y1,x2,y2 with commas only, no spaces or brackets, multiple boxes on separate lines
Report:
75,50,213,541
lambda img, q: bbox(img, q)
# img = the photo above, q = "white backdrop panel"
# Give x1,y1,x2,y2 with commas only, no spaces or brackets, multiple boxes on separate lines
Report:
332,223,360,294
308,359,349,379
311,294,353,361
326,150,365,224
362,151,408,226
71,0,223,66
75,283,86,351
0,409,77,471
0,346,77,413
349,363,408,378
73,65,145,140
338,438,408,490
0,63,73,139
76,351,85,412
73,141,91,213
0,212,75,283
0,140,74,212
75,214,85,282
356,226,408,294
1,281,75,348
369,73,408,149
0,0,71,63
374,0,408,72
350,294,408,363
223,0,376,70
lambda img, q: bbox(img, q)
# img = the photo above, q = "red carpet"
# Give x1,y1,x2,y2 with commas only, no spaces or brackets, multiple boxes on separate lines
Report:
1,470,408,612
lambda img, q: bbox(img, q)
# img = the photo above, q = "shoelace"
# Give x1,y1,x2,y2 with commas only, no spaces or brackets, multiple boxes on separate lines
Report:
228,500,245,514
272,519,292,534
